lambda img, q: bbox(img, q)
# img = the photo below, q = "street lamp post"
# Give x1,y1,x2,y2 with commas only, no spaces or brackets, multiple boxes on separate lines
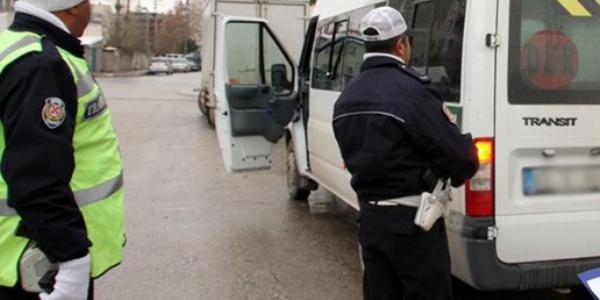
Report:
153,0,160,54
184,6,190,54
114,0,123,48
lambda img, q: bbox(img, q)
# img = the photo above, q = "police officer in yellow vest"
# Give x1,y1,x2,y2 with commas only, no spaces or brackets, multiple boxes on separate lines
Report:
0,0,125,299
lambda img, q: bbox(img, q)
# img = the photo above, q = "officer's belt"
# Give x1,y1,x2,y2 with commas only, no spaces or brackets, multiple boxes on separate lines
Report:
0,173,123,217
367,195,421,207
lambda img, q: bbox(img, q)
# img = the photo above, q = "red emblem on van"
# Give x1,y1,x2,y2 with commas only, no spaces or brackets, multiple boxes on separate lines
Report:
520,30,579,90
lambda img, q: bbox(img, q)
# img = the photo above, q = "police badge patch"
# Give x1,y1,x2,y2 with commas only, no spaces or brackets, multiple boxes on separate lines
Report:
42,97,66,129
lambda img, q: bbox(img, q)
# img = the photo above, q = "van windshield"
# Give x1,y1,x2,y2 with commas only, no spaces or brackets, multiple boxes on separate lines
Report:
509,0,600,104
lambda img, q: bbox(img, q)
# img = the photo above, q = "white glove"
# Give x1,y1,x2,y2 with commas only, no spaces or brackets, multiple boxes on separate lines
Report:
39,254,91,300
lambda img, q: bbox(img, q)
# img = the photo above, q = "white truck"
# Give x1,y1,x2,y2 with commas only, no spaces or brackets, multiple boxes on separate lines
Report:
198,0,310,125
0,12,11,31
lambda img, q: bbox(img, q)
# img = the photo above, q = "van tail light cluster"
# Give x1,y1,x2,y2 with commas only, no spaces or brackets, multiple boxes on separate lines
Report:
466,138,494,217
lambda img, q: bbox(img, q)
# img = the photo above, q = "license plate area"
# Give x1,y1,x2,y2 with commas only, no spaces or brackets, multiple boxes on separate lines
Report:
523,166,600,195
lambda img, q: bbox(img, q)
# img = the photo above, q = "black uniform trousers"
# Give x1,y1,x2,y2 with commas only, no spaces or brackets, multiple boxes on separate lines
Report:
0,279,94,300
359,201,452,300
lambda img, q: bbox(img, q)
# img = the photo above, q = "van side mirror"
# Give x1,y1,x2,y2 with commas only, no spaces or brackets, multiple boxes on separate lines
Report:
271,64,290,93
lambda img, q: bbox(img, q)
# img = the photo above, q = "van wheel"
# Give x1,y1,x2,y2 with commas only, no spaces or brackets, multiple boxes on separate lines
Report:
286,141,314,201
207,108,215,126
198,94,208,116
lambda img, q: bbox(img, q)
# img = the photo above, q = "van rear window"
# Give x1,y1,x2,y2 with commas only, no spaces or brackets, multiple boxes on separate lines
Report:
509,0,600,104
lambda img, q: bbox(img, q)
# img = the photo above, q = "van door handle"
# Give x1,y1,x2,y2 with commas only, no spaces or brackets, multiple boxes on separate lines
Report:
486,34,500,48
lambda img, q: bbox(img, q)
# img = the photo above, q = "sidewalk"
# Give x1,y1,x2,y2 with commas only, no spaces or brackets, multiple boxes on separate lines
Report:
94,69,148,78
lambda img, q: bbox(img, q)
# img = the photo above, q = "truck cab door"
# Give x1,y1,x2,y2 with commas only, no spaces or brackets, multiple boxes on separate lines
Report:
214,17,298,172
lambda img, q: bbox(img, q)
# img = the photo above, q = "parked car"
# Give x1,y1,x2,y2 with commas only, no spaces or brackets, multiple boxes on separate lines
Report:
148,57,173,75
166,53,185,59
170,58,191,73
186,57,200,71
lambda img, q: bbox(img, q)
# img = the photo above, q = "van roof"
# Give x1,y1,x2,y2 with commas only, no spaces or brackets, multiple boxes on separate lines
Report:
312,0,383,20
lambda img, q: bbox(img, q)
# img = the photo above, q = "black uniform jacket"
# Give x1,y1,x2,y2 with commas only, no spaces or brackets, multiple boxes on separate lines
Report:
333,55,479,202
0,13,91,262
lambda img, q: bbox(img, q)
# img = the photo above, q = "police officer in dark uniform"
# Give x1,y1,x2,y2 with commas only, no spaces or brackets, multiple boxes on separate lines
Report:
332,7,479,300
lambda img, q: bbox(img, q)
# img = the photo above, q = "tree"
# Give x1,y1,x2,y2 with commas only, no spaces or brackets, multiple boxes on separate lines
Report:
179,39,199,53
154,3,192,54
120,15,145,53
107,14,145,54
188,1,203,47
108,0,124,49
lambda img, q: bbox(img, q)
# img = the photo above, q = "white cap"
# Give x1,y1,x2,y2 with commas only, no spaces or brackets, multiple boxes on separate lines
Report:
360,7,411,42
18,0,86,12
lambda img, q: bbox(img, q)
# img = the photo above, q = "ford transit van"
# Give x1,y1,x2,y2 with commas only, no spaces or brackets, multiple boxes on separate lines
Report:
212,0,600,291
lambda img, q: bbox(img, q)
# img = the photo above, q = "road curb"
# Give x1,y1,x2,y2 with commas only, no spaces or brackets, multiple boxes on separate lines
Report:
94,70,148,78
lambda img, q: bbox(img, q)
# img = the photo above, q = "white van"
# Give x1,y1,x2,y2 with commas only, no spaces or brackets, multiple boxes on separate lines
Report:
212,0,600,291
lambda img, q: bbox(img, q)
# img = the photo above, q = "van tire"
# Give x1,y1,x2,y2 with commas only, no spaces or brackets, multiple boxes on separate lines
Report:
198,93,208,116
286,141,314,201
207,108,215,126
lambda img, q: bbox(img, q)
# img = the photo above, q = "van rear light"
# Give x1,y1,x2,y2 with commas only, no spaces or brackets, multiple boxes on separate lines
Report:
466,138,494,217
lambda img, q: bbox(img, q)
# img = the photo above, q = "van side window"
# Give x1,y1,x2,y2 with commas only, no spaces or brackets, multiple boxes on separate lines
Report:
405,0,466,103
311,3,388,92
226,22,260,85
388,0,409,12
409,2,434,70
226,22,294,95
263,27,295,95
342,7,372,85
312,20,349,91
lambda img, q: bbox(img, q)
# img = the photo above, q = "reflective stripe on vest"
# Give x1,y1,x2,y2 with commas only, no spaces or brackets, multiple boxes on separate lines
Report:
0,173,123,216
0,34,41,74
77,70,96,99
61,54,96,99
0,35,38,62
0,34,95,99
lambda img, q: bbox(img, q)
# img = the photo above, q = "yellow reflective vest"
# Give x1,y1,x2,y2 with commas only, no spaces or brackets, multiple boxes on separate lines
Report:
0,30,125,287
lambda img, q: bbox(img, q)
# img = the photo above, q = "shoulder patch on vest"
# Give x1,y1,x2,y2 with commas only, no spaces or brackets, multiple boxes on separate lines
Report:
84,92,108,121
42,97,66,129
398,64,430,83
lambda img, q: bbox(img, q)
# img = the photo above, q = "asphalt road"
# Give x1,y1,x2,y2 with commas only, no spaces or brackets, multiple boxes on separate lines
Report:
92,72,594,300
